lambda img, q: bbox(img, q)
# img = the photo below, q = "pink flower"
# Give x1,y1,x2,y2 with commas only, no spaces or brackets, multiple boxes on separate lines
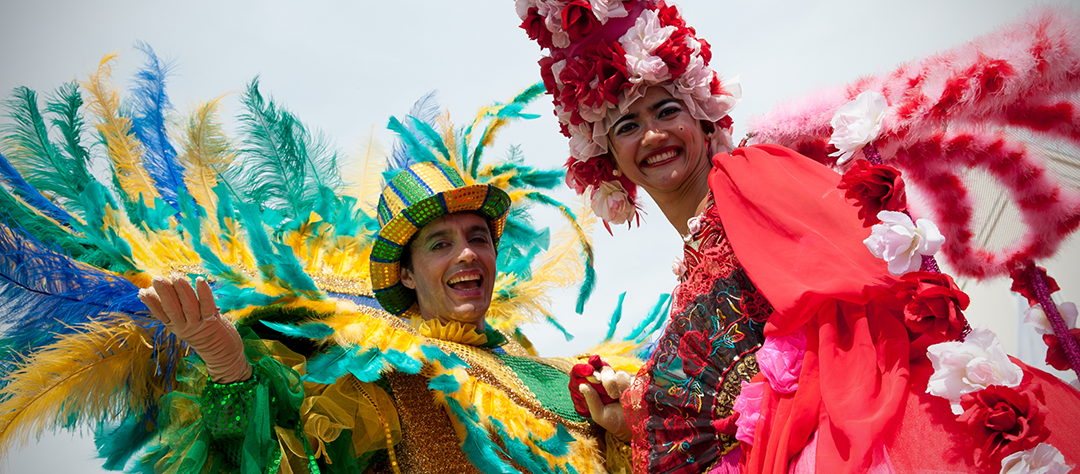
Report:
732,380,764,445
587,180,635,224
757,329,807,394
671,257,687,280
588,0,628,24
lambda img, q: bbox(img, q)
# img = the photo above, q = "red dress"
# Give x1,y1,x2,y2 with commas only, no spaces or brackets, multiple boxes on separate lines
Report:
624,144,1080,474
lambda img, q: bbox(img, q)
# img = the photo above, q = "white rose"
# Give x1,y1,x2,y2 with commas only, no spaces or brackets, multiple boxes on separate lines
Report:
671,257,687,281
618,9,674,56
589,0,628,23
926,326,1024,414
828,90,889,166
514,0,538,19
1000,443,1073,474
1023,302,1078,335
587,180,635,225
863,211,944,276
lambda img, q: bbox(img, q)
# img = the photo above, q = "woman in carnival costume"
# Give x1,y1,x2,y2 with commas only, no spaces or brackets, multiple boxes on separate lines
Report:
514,0,1080,473
0,49,640,473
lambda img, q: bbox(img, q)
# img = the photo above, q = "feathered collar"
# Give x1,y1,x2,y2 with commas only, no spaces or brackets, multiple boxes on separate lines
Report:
410,317,506,348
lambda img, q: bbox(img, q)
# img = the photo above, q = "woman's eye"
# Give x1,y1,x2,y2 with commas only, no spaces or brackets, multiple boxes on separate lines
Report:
659,106,681,118
615,122,638,135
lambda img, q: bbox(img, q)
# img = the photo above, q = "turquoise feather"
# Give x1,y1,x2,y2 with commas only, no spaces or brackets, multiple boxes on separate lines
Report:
383,349,422,374
625,293,671,342
428,374,460,393
261,320,335,340
603,292,627,342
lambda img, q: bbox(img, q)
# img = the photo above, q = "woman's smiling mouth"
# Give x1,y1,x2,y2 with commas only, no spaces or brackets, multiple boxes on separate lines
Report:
642,147,680,167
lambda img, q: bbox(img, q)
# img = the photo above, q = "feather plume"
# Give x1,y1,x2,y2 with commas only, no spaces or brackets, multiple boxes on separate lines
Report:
0,147,72,224
226,77,340,221
0,219,145,375
175,95,236,260
521,192,596,313
45,81,95,196
387,90,441,171
0,317,170,461
339,124,388,212
0,184,86,260
625,293,671,343
603,292,627,342
128,42,187,211
81,53,160,207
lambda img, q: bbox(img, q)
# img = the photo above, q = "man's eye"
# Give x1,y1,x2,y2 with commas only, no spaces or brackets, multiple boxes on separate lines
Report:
429,241,449,251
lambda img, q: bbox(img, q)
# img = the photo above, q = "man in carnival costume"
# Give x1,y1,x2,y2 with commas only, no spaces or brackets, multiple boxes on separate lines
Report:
514,0,1080,473
138,158,638,473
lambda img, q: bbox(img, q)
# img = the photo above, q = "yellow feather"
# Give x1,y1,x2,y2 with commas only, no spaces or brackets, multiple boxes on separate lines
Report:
436,112,461,173
340,124,388,213
175,94,236,258
0,317,172,460
80,53,160,206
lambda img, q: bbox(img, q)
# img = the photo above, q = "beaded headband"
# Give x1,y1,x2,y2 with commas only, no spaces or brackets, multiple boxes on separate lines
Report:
516,0,740,225
370,160,510,315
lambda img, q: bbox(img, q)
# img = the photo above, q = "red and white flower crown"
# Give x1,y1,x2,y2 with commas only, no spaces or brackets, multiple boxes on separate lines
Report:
517,0,741,226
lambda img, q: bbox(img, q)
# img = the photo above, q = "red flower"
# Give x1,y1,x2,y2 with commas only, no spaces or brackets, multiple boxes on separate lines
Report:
568,355,615,417
1042,328,1080,371
655,32,692,78
561,1,600,42
565,156,615,194
557,40,629,120
710,71,725,95
521,7,554,50
957,385,1049,468
891,271,970,341
656,1,686,29
678,330,710,376
837,160,908,227
538,56,559,97
698,37,713,64
1009,264,1060,307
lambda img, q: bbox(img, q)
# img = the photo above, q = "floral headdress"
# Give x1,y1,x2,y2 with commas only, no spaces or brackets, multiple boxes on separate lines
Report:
516,0,741,226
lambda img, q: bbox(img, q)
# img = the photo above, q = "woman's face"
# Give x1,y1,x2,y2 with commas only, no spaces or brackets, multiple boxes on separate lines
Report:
607,87,708,195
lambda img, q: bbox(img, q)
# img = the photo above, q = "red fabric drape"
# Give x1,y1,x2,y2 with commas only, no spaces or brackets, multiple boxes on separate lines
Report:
710,144,910,473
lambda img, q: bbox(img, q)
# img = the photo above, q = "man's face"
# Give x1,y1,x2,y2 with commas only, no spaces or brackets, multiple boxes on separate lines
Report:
400,212,497,326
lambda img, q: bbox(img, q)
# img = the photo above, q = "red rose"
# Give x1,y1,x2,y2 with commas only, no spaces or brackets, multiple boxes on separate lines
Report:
655,31,692,77
557,40,629,116
957,385,1049,468
565,156,615,194
698,37,713,64
569,354,615,417
656,1,686,29
538,56,559,97
891,271,970,341
521,7,555,50
561,1,600,42
1009,264,1060,307
1042,328,1080,371
678,330,710,376
837,160,908,227
558,121,571,139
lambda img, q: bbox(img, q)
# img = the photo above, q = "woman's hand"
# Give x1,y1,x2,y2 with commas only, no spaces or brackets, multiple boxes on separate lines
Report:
138,276,252,384
577,365,633,442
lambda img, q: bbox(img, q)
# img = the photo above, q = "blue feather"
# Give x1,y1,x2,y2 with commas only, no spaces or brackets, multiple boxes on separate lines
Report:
419,344,468,370
603,292,627,342
0,219,149,379
128,42,187,211
0,150,73,224
625,293,671,342
387,90,441,172
387,116,438,164
428,374,460,393
383,349,422,374
443,397,519,474
260,321,335,340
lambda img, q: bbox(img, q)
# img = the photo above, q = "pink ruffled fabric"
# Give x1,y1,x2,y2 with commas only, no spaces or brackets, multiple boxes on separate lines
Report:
757,328,807,394
705,445,744,474
733,380,765,444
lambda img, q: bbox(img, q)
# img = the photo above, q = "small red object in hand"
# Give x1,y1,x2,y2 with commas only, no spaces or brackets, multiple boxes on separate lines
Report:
569,354,618,417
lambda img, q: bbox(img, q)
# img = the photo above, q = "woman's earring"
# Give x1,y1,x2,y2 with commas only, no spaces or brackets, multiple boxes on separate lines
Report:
612,169,622,177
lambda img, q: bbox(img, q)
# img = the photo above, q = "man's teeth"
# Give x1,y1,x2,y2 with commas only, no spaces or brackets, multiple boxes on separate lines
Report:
448,274,481,285
644,150,677,165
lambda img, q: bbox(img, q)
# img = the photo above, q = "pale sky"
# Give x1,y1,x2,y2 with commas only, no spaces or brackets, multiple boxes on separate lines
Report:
1,0,1073,472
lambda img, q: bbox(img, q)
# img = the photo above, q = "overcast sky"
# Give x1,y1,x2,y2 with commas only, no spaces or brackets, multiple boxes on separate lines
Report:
0,0,1071,472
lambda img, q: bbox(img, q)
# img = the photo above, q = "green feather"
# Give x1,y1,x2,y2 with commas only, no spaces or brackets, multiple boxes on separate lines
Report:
2,86,92,211
227,77,340,220
603,292,626,342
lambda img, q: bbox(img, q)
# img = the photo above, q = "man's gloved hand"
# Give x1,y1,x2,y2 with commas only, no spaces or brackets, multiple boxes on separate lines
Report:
139,276,252,384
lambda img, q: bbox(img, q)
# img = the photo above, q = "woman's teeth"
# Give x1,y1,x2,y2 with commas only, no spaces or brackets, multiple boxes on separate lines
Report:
644,149,678,166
